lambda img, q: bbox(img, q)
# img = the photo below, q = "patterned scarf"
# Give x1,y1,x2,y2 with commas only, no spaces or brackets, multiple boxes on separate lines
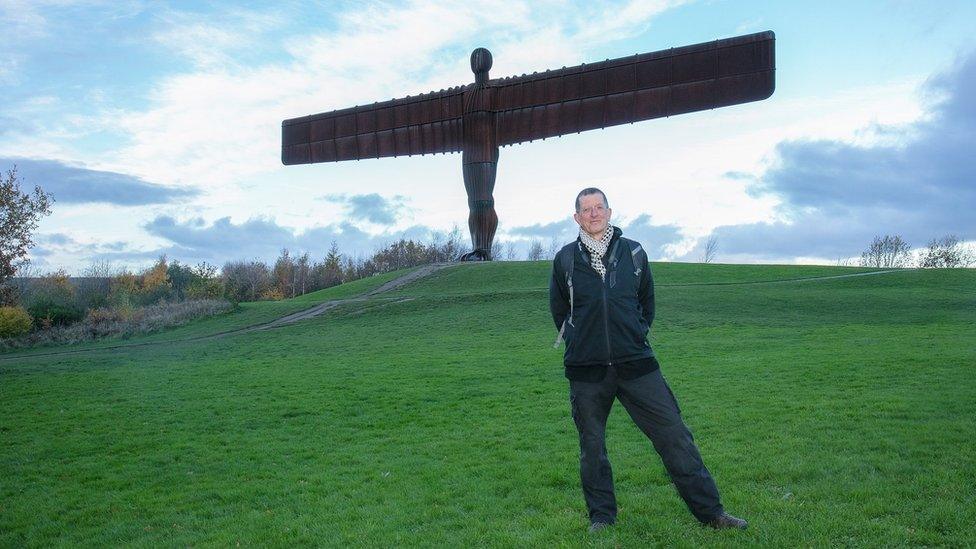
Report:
579,225,614,281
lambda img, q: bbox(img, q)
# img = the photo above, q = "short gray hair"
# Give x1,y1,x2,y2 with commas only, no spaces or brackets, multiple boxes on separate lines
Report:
575,187,609,212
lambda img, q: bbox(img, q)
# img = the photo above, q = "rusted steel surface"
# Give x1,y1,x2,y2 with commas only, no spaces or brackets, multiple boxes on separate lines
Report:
492,31,775,146
281,88,465,164
282,31,774,165
282,31,776,259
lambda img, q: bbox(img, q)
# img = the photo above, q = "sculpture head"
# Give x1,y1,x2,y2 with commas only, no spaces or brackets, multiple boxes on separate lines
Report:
470,48,492,84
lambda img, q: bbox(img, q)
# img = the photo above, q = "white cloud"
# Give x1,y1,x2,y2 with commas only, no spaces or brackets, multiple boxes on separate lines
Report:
0,52,20,85
0,0,142,40
491,75,927,257
701,51,976,263
151,8,288,69
573,0,690,45
9,0,958,272
106,1,695,192
0,0,51,38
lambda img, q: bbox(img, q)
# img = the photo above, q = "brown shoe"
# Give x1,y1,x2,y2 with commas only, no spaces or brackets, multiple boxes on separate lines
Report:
707,512,748,530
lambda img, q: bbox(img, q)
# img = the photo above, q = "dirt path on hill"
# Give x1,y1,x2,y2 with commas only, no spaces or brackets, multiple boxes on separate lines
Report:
255,263,445,329
658,269,904,287
0,263,450,362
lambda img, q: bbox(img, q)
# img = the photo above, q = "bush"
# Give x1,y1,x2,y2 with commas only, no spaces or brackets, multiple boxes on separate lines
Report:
84,306,144,338
108,271,138,308
186,278,223,300
0,306,32,338
24,270,84,327
28,301,85,328
0,299,234,351
260,287,285,301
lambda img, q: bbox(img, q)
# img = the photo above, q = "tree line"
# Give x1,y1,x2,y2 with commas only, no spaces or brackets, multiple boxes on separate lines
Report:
3,164,974,339
858,234,975,268
2,230,470,333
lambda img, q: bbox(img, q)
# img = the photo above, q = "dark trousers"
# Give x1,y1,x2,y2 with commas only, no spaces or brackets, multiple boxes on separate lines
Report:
569,366,724,524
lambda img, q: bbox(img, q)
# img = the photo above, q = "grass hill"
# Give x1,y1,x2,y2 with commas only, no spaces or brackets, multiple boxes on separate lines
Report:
2,262,974,546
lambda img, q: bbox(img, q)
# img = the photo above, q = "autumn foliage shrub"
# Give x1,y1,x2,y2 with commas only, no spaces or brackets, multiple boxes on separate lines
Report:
135,257,172,305
0,299,233,350
0,306,32,338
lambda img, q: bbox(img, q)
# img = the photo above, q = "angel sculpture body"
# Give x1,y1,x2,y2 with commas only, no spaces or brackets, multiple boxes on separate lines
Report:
282,31,776,260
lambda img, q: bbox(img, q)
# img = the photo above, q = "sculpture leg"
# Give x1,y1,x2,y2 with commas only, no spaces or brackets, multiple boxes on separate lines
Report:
460,157,498,261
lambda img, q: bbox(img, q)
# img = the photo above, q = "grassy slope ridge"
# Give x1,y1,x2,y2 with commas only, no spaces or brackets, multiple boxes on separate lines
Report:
0,267,419,358
1,263,974,546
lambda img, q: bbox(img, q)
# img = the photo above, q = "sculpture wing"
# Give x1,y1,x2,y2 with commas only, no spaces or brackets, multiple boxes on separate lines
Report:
491,31,775,146
282,88,465,164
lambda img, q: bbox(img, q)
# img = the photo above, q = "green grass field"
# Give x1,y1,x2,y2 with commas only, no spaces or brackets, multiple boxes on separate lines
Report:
2,262,974,546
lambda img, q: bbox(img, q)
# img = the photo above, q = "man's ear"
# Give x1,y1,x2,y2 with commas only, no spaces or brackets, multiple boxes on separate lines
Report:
573,212,581,225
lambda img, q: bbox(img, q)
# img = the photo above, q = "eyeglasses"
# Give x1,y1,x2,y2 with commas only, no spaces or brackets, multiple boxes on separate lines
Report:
578,205,607,216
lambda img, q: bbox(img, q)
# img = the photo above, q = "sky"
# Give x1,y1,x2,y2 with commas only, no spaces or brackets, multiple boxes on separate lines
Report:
2,0,975,273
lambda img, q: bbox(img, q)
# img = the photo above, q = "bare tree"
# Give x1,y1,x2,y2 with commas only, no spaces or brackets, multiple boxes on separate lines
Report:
546,236,561,260
505,241,519,261
7,262,40,306
701,235,718,263
860,235,912,268
245,260,273,299
222,260,272,302
295,252,311,295
527,240,545,261
490,239,504,261
76,260,114,310
436,225,464,261
920,234,975,268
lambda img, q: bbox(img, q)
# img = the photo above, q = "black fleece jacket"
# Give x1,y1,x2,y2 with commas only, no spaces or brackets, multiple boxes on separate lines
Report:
549,227,657,381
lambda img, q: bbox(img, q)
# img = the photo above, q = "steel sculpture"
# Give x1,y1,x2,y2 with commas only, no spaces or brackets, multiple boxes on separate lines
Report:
282,31,776,260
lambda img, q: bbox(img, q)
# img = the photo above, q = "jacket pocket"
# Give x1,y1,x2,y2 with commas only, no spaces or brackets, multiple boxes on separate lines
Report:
619,313,648,354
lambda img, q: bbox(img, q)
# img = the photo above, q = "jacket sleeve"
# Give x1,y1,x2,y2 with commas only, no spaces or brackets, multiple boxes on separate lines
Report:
637,251,654,329
549,251,570,330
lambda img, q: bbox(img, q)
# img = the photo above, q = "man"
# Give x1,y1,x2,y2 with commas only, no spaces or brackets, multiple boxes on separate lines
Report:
549,187,747,533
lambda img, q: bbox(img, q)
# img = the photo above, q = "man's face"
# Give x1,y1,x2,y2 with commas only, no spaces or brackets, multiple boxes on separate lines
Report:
574,193,612,239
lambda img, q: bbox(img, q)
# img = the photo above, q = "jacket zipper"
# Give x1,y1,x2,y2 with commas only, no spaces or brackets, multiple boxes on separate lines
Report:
602,268,613,366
